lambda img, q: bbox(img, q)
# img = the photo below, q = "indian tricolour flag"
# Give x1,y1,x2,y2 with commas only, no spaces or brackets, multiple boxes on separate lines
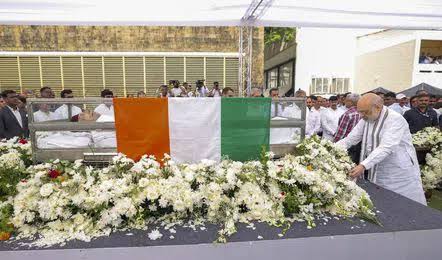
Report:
114,97,271,163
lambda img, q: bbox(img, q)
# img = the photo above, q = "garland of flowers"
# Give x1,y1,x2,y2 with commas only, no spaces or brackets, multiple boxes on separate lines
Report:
412,127,442,191
0,136,378,246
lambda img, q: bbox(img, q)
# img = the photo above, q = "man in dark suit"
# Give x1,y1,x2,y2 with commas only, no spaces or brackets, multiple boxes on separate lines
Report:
0,90,29,140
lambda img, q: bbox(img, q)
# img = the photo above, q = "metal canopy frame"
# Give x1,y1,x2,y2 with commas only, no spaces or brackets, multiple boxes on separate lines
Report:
238,0,274,97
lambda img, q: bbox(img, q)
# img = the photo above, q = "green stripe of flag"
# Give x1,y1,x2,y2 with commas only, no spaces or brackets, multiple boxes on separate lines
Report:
221,97,271,161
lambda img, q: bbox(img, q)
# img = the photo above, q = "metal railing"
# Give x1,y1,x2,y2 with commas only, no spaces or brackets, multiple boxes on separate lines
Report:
27,97,116,162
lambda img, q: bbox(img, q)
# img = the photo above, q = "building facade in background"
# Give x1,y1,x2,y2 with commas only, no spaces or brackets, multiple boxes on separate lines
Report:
0,26,264,97
264,36,296,96
354,30,442,94
295,28,373,95
264,28,367,96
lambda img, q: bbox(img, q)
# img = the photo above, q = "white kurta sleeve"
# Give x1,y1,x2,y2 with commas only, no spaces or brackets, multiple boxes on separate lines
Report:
321,111,335,136
312,112,321,134
306,110,313,136
335,119,365,149
360,118,407,170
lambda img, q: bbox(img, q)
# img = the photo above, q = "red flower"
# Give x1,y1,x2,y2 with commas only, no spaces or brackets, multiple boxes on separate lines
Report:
280,192,286,196
20,179,27,183
18,139,28,144
48,169,61,179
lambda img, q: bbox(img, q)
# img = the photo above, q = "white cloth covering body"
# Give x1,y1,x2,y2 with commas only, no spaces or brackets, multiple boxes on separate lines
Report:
270,104,302,144
37,114,117,149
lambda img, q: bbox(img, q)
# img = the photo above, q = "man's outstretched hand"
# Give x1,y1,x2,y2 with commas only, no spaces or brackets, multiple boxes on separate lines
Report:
349,164,365,178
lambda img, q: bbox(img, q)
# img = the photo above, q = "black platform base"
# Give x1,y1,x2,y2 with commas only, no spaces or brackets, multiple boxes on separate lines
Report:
2,181,442,259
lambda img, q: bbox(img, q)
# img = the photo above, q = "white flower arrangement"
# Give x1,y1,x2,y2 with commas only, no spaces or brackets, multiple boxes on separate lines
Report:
412,127,442,148
0,136,378,246
421,146,442,191
412,127,442,191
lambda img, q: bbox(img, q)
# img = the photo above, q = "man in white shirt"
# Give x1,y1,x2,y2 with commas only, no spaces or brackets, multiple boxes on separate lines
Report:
34,103,57,122
269,88,283,117
321,96,344,141
208,82,222,97
336,93,347,114
306,96,321,137
388,93,410,115
337,93,426,205
195,80,209,97
182,82,195,97
170,80,187,97
311,95,326,136
54,89,82,120
94,89,115,117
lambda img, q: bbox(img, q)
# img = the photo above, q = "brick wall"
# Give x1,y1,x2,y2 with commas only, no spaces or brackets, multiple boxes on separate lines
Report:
0,25,264,86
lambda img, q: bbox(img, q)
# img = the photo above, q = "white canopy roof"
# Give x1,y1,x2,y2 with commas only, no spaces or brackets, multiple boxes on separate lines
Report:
1,0,442,29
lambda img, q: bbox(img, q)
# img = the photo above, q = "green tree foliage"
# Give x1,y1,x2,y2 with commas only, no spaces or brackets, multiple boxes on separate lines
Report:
264,27,296,46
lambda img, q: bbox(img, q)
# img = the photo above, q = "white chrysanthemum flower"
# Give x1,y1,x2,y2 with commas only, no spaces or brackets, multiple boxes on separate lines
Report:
0,151,25,170
148,229,163,240
40,183,54,197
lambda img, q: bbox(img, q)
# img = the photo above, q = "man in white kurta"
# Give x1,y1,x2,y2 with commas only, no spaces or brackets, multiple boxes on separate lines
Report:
306,96,321,137
321,96,344,141
337,93,426,205
34,104,58,122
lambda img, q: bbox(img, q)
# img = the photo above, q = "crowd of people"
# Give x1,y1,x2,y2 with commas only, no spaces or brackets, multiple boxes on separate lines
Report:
0,79,241,140
419,53,442,64
293,89,441,205
156,80,235,98
302,90,441,149
0,82,441,205
1,83,441,142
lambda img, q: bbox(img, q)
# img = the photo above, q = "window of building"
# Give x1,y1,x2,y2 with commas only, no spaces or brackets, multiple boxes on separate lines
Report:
264,60,295,95
278,62,293,90
310,77,350,95
267,67,279,89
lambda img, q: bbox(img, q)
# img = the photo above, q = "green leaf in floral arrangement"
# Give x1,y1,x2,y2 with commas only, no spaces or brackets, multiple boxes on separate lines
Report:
0,203,14,234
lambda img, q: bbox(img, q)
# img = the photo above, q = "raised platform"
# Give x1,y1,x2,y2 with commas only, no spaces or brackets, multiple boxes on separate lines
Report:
2,181,442,260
